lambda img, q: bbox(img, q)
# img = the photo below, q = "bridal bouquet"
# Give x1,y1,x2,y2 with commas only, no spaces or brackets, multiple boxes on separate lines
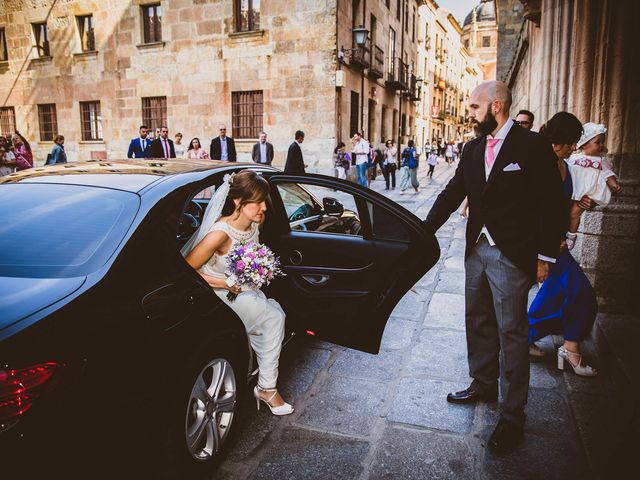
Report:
225,241,285,302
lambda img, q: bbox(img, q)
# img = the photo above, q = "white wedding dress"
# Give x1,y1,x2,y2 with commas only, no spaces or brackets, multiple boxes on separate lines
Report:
199,220,285,390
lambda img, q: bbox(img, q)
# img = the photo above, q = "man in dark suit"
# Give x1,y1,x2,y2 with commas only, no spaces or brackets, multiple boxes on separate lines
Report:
210,124,237,162
284,130,306,174
252,131,274,165
423,81,565,453
147,126,176,158
127,125,150,158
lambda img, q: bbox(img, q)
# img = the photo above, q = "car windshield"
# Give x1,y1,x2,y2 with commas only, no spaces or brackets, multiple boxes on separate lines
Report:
0,184,139,278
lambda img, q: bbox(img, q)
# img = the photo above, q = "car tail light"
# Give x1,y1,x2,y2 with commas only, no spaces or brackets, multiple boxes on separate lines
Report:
0,362,61,424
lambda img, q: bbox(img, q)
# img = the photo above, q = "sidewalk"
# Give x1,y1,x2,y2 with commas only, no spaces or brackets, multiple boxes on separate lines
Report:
212,159,631,479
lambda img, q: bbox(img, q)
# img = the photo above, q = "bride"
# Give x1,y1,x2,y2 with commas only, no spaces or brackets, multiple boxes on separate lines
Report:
182,170,293,415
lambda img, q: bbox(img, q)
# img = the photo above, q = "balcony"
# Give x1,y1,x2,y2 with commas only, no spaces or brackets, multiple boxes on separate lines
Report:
368,44,384,79
348,44,369,70
408,74,422,102
386,57,410,91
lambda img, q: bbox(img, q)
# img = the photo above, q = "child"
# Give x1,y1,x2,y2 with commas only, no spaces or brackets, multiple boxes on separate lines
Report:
565,123,621,249
427,149,438,177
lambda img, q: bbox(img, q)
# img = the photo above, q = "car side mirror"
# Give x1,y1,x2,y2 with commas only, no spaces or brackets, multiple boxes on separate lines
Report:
323,197,344,217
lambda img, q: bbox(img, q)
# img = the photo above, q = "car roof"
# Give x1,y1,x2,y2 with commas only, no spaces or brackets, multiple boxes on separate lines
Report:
0,159,249,192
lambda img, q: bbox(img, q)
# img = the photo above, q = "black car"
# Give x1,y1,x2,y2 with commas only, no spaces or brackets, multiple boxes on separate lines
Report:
0,160,439,476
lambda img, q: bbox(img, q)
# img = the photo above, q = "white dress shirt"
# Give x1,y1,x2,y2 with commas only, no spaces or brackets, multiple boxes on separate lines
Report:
477,118,555,263
259,142,267,163
352,139,369,165
220,137,228,161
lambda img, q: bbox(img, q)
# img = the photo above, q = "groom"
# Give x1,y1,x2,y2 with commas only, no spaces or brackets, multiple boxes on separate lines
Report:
423,81,565,452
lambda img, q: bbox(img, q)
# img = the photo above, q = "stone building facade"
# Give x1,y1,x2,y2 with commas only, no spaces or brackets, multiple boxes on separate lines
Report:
496,0,640,311
0,0,429,172
461,0,497,80
415,3,481,150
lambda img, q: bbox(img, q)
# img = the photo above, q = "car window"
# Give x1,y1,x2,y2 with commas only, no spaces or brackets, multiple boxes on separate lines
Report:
367,202,411,242
0,184,139,278
275,183,362,236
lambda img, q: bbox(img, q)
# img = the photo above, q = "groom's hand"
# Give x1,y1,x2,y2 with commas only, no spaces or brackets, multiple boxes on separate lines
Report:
536,260,550,283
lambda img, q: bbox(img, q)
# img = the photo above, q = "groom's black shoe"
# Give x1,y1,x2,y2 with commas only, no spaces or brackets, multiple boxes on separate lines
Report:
446,387,497,404
488,417,523,453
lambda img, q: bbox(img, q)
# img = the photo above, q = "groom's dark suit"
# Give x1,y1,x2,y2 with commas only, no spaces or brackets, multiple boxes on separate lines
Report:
424,121,565,426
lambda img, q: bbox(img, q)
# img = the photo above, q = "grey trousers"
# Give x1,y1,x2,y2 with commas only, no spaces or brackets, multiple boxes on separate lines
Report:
465,236,531,426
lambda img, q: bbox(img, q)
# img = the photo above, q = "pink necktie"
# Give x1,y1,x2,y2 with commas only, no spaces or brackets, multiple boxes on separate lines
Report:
163,140,169,158
486,138,499,168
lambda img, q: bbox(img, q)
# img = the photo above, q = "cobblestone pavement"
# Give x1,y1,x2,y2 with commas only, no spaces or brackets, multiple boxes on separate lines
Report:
211,159,599,480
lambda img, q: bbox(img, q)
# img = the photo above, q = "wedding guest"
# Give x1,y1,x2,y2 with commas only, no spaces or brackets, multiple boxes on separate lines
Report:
127,125,150,158
528,112,599,377
382,140,397,190
210,124,237,162
186,137,210,159
564,122,621,250
284,130,306,174
0,136,16,176
47,134,67,164
147,126,176,158
12,131,33,171
252,131,274,165
515,109,535,131
174,132,186,158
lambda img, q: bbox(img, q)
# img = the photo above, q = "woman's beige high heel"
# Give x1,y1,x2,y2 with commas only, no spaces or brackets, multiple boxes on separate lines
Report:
557,346,597,377
253,386,294,416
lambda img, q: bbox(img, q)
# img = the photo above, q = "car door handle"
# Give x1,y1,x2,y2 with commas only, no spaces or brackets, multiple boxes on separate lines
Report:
301,274,330,286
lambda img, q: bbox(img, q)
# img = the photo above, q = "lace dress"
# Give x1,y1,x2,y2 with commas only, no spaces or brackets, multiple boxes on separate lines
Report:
200,221,285,389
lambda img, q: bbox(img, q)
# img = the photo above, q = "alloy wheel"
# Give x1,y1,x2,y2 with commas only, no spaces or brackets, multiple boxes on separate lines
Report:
184,358,236,460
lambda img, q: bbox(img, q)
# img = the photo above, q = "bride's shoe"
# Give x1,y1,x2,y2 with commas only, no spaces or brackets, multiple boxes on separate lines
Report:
557,346,598,377
253,386,294,416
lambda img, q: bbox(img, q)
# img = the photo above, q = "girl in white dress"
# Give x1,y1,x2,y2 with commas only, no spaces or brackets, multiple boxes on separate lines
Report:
565,123,621,249
182,170,293,415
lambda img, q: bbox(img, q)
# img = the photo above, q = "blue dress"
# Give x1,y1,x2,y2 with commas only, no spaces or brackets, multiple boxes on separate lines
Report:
528,167,598,343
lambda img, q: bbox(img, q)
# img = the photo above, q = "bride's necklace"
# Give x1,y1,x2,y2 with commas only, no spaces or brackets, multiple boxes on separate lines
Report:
225,220,254,241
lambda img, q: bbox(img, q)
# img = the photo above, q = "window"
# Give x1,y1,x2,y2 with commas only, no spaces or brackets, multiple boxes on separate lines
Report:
388,28,396,75
231,90,263,139
386,0,390,8
235,0,260,32
141,96,166,133
142,4,162,43
0,107,16,136
275,183,361,236
80,101,102,141
482,35,491,47
0,28,8,61
33,23,50,57
412,7,416,42
368,202,410,242
404,2,409,33
77,15,95,52
38,104,58,141
396,0,400,20
464,39,469,49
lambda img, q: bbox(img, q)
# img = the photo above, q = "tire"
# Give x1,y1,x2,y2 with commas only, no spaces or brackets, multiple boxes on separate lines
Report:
157,334,248,478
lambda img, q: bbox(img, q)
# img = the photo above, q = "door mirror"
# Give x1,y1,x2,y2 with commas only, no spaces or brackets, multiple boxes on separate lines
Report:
323,197,344,217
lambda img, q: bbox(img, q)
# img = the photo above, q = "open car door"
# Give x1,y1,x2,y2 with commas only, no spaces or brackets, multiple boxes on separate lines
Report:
260,173,440,354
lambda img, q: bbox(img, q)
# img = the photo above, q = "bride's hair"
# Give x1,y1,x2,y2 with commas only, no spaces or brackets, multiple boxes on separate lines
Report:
221,169,270,216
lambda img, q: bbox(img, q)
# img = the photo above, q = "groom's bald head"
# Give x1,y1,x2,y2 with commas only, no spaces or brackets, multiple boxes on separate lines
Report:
469,81,513,135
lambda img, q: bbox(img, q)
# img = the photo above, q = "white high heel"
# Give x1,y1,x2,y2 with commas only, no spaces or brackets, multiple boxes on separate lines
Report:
557,346,597,377
253,386,294,416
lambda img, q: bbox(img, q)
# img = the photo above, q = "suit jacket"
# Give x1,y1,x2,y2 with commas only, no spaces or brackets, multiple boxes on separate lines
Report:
424,123,566,278
210,136,237,162
127,137,150,158
147,137,176,158
252,142,274,165
284,142,305,174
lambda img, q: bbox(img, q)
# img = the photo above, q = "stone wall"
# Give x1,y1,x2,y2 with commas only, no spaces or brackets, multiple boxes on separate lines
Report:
495,0,524,82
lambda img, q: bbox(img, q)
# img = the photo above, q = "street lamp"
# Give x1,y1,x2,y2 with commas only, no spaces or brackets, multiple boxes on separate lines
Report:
338,26,370,59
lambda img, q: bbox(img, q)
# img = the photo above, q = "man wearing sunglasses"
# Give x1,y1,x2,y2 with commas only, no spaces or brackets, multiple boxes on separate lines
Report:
210,124,237,162
515,110,535,131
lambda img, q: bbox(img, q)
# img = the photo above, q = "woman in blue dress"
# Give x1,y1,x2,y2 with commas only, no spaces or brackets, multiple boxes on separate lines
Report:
528,112,598,377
